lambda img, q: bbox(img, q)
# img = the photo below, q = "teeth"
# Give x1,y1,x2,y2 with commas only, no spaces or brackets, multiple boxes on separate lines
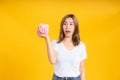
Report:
66,31,70,32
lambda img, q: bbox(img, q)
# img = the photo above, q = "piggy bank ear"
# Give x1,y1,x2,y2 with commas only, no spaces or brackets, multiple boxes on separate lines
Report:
39,24,42,27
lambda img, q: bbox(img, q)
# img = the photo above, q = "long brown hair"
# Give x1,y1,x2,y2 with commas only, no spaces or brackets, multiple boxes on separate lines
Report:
57,14,80,46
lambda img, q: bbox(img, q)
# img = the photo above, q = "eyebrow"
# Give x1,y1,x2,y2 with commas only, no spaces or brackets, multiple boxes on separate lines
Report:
64,21,74,23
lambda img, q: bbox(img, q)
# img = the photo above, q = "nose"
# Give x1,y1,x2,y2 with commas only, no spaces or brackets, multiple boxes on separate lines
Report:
66,24,71,29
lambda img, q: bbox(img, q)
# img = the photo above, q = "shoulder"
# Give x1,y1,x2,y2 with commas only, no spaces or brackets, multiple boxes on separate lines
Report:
51,39,59,45
51,39,58,43
78,41,86,48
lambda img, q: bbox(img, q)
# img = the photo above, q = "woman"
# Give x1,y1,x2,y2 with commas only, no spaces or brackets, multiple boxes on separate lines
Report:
37,14,87,80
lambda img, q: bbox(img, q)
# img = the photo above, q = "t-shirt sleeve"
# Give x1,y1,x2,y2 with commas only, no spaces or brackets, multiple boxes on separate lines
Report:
81,43,87,61
51,40,58,51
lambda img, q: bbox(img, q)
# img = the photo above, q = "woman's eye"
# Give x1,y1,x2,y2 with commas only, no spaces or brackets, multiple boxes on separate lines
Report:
63,23,67,25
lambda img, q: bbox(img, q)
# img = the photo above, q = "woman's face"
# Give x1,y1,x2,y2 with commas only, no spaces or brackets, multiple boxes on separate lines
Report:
63,17,75,38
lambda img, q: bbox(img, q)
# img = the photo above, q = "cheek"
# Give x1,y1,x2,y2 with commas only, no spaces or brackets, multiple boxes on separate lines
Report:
62,26,66,31
71,26,75,32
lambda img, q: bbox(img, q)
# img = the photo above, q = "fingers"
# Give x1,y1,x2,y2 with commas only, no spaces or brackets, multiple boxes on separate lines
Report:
37,27,41,37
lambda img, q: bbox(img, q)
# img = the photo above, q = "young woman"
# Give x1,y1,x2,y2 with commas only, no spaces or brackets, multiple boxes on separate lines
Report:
37,14,87,80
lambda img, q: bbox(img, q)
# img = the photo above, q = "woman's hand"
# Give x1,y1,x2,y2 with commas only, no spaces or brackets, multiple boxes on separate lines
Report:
37,24,56,64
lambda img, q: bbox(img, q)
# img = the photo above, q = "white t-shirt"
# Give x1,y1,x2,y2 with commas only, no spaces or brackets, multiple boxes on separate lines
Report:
51,40,87,77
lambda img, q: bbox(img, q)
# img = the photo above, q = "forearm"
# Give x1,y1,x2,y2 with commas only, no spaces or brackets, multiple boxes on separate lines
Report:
80,60,86,80
45,36,56,64
80,72,86,80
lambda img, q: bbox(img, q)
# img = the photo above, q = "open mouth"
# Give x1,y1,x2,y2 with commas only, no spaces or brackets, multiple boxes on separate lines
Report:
66,30,71,34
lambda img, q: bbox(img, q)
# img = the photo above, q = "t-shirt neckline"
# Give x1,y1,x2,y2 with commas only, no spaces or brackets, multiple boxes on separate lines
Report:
61,42,77,52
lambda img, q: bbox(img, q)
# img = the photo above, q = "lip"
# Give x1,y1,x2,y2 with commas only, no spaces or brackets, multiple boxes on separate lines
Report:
66,31,71,32
65,30,71,34
66,30,71,32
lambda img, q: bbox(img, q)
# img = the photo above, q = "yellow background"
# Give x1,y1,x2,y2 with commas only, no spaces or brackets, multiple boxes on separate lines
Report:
0,0,120,80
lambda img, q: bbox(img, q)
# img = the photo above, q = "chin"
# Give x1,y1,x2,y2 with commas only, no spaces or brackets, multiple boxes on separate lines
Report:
65,35,72,38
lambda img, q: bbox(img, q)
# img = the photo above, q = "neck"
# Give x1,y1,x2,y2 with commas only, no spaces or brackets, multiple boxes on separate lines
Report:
63,36,72,43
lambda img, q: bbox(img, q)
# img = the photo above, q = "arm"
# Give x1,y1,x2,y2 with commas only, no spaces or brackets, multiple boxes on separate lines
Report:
37,27,57,64
45,35,57,64
80,60,86,80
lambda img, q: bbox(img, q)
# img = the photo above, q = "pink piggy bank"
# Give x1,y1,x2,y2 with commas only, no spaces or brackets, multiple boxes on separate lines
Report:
38,24,49,35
